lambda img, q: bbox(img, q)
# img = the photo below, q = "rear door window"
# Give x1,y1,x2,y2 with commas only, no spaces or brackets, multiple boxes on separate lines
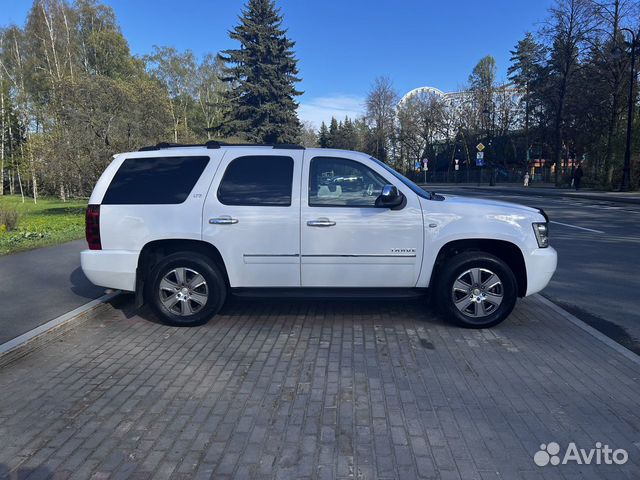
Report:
102,156,209,205
217,155,294,206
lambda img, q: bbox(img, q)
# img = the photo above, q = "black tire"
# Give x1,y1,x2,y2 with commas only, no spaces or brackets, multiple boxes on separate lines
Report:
435,252,517,328
145,252,227,326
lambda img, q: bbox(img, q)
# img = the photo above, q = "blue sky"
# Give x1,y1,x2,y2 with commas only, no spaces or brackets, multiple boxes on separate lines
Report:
1,0,554,127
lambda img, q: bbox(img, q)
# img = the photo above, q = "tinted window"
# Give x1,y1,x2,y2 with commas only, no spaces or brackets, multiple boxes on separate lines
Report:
309,157,388,207
217,156,294,206
102,156,209,205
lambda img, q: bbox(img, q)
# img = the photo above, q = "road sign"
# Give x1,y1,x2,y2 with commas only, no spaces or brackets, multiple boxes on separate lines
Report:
415,161,421,171
476,151,484,160
476,158,485,167
476,142,485,152
455,165,459,171
422,158,428,169
454,159,459,165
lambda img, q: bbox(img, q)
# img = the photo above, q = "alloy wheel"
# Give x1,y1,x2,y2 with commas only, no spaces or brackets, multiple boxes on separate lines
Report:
158,267,209,316
451,267,504,319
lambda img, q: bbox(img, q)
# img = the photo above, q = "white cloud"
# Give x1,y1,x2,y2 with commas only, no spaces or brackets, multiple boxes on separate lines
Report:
298,94,365,129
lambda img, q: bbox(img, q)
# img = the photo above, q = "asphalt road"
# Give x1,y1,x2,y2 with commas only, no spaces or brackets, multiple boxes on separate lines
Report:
0,240,106,344
428,185,640,353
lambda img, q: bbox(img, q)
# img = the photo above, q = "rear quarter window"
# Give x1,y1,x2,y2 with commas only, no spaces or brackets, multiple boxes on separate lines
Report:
102,156,209,205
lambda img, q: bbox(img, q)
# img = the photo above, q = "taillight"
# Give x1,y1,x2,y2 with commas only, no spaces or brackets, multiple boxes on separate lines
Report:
85,205,102,250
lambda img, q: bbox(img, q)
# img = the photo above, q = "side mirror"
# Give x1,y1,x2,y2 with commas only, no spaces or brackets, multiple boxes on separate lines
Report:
375,184,404,209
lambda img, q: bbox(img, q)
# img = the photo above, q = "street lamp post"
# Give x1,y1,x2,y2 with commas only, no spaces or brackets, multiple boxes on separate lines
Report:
621,28,638,191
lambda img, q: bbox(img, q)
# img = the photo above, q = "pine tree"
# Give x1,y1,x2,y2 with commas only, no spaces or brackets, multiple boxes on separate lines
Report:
328,117,339,148
508,32,545,165
318,121,329,147
341,117,357,150
219,0,302,144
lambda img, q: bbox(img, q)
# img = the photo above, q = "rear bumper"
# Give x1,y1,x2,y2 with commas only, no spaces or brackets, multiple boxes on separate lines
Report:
81,249,138,292
524,247,557,296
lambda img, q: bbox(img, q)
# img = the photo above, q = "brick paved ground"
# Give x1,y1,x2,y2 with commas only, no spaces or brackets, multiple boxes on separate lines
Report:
0,295,639,480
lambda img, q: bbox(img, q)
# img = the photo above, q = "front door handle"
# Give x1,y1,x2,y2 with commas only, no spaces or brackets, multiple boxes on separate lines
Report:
307,218,336,227
209,215,238,225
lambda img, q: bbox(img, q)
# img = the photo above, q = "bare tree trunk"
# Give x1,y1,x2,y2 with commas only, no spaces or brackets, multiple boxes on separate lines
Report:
199,89,213,140
183,101,189,137
29,143,37,203
8,27,37,202
170,100,178,143
41,2,62,81
602,0,622,188
60,2,74,81
20,141,37,203
8,121,13,195
16,163,24,203
552,83,566,186
0,71,5,196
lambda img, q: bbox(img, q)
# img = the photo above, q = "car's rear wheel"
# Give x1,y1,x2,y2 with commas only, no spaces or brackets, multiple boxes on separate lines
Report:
146,252,226,326
436,252,517,328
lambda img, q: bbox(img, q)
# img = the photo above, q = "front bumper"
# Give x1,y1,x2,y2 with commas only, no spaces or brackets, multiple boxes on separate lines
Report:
81,249,139,292
524,246,557,296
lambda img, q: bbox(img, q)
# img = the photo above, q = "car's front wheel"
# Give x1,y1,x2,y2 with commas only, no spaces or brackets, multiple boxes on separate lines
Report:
146,252,227,326
436,252,518,328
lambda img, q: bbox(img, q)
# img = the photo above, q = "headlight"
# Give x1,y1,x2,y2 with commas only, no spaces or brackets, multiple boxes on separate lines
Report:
532,222,549,248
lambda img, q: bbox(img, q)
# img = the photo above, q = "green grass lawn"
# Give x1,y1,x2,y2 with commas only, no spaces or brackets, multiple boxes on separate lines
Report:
0,195,87,255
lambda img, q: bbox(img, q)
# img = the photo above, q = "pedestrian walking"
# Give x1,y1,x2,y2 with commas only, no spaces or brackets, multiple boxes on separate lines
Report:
523,172,530,187
573,163,583,190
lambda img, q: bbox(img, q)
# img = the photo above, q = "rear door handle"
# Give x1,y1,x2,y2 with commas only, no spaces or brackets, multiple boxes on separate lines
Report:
307,218,336,227
209,215,238,225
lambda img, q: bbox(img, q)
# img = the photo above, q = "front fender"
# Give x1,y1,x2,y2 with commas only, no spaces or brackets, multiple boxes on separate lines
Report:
416,208,538,288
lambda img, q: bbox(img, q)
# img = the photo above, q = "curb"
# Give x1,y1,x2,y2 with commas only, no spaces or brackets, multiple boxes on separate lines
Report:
535,294,640,367
0,291,121,368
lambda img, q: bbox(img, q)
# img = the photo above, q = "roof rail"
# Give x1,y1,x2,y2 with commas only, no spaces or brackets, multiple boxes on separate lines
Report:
214,142,305,150
138,141,304,152
138,141,220,151
273,144,305,150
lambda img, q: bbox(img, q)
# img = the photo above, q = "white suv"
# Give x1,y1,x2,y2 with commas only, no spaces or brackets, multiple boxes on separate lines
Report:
81,142,557,328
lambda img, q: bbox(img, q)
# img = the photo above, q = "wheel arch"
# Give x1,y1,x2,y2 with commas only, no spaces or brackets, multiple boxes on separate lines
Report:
135,239,230,306
431,239,527,297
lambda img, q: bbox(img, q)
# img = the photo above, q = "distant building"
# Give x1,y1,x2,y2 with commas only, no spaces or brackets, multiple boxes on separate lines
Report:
399,86,464,106
399,84,522,139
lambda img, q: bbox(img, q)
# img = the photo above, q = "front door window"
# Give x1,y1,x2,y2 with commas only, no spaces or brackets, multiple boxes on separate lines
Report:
309,157,387,207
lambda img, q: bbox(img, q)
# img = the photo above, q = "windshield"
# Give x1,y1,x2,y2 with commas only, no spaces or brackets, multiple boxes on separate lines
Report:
369,156,439,200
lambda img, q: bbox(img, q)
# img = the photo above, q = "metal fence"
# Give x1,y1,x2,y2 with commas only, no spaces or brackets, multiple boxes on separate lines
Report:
402,169,528,185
